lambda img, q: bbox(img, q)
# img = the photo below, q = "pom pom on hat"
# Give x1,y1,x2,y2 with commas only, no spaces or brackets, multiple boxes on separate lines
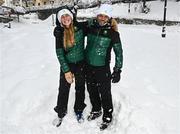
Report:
96,4,112,17
57,9,73,24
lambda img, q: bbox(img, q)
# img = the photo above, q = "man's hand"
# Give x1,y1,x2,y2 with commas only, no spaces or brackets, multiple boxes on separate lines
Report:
111,68,121,83
65,72,74,84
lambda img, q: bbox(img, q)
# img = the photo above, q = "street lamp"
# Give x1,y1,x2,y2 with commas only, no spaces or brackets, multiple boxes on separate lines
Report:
162,0,167,38
142,0,146,13
128,0,131,13
50,0,54,26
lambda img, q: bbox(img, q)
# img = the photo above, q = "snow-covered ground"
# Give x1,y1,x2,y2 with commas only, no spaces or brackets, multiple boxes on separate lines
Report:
0,14,179,134
0,1,180,133
78,1,180,21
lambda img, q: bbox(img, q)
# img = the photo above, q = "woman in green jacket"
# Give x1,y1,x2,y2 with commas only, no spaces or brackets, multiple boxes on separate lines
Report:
52,8,87,127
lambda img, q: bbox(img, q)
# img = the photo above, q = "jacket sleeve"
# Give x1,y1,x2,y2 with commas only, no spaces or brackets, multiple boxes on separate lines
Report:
80,21,88,36
75,20,88,36
112,31,123,70
54,26,70,73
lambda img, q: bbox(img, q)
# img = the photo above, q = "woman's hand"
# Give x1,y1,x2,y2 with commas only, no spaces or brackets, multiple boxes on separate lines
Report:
65,72,74,84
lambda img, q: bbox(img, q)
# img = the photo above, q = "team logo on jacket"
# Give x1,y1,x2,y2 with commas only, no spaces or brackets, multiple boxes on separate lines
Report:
103,30,108,35
74,26,78,31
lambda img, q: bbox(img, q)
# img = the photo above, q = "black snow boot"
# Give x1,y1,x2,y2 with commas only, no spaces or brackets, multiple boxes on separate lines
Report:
100,121,110,131
100,117,112,130
87,110,102,121
100,110,113,130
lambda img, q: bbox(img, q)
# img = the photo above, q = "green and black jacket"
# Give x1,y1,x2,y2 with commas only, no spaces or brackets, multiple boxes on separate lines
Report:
54,21,87,73
85,19,123,70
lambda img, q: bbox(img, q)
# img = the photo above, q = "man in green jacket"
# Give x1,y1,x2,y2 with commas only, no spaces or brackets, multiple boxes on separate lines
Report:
85,4,123,130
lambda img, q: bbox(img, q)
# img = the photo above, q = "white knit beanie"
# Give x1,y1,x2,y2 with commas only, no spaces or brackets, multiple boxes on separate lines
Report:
57,9,73,24
96,4,112,17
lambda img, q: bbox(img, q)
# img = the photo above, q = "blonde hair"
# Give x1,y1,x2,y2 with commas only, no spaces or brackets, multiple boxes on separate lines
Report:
63,23,75,49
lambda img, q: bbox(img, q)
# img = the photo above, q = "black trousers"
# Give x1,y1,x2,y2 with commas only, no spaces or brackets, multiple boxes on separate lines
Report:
86,64,113,117
55,61,86,118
